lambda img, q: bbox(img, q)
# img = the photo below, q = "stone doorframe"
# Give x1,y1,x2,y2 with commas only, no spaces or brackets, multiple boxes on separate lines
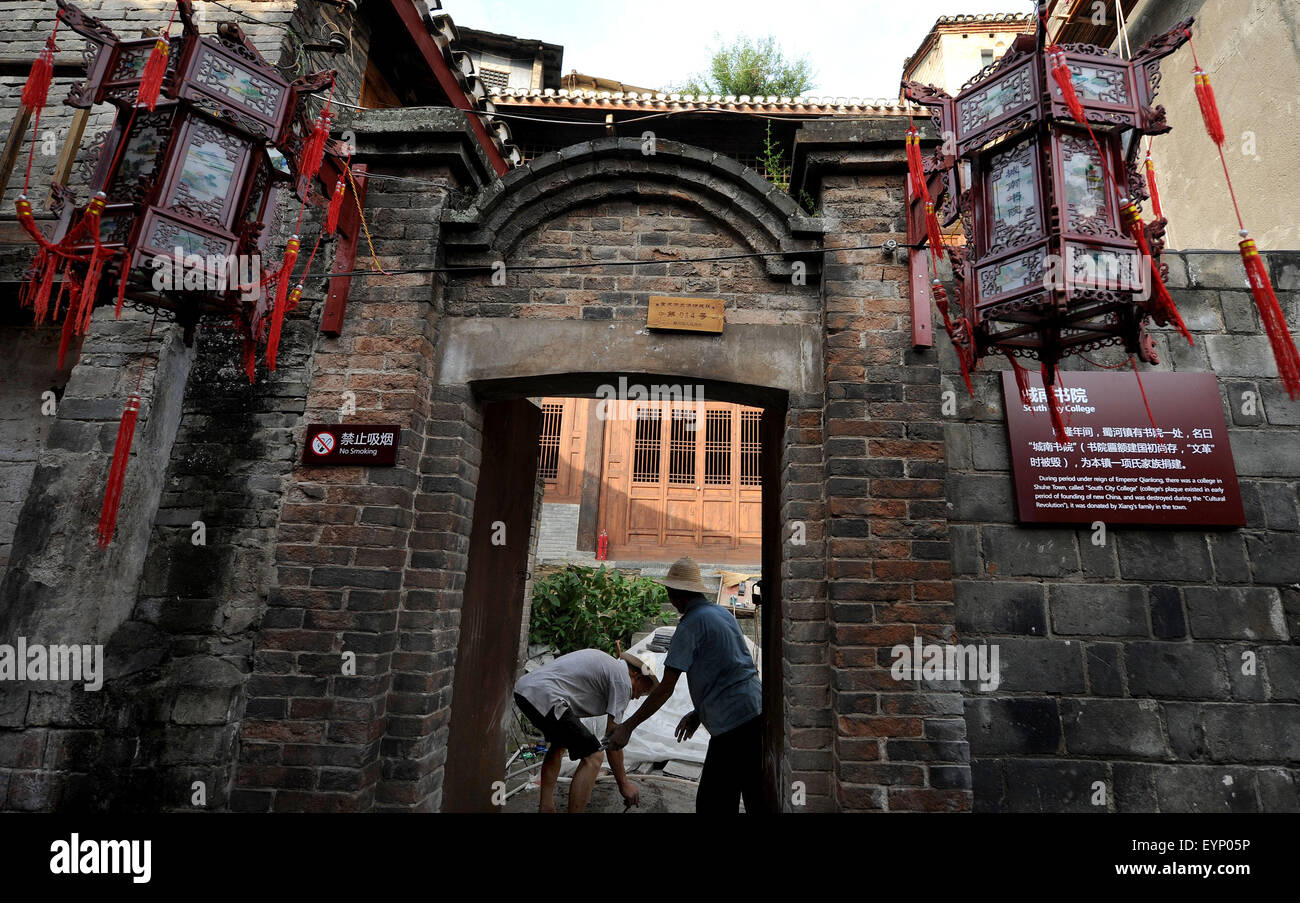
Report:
430,317,823,811
230,125,969,813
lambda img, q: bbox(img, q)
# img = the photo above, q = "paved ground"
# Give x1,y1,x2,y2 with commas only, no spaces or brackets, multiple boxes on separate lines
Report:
504,774,700,813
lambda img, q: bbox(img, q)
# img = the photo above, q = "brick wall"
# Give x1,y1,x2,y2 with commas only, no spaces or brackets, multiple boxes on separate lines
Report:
0,319,75,570
941,250,1300,812
817,170,971,811
231,161,456,812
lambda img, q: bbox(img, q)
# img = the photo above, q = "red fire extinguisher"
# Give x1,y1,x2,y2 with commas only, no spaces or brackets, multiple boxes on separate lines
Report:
596,529,609,561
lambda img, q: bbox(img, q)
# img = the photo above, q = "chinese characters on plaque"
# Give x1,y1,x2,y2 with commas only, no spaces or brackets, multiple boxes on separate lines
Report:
302,424,401,466
647,296,725,334
1002,372,1245,526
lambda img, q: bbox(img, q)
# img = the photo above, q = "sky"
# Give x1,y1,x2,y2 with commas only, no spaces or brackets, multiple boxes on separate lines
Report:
441,0,1039,99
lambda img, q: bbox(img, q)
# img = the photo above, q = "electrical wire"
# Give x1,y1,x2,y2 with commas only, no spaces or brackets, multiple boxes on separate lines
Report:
198,0,293,30
289,241,914,281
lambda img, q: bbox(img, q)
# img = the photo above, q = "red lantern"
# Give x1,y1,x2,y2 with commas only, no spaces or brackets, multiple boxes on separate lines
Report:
12,0,344,545
904,12,1199,437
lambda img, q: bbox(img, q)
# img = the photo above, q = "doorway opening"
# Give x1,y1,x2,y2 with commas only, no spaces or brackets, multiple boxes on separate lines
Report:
441,376,787,814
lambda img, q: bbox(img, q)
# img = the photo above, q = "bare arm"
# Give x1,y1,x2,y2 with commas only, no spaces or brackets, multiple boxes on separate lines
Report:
606,716,629,785
604,668,682,750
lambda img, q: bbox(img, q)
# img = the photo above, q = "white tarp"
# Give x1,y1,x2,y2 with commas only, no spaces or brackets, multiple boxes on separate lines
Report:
559,627,760,775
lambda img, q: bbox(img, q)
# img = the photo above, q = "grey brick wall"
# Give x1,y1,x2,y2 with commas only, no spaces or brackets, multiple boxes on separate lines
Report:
0,321,74,570
941,250,1300,812
535,501,579,560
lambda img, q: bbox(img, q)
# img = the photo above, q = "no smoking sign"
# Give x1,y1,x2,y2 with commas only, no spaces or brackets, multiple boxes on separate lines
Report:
302,424,401,466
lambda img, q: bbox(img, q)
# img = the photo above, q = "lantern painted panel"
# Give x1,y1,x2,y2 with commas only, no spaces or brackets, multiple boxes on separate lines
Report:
956,55,1034,142
160,117,252,229
180,39,289,135
1047,51,1139,127
1065,242,1143,297
1055,131,1120,239
976,243,1048,309
980,136,1044,257
135,208,236,272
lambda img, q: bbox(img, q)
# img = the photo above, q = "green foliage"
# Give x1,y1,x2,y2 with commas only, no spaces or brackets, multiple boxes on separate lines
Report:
677,35,815,98
757,120,789,191
756,121,818,214
528,565,668,656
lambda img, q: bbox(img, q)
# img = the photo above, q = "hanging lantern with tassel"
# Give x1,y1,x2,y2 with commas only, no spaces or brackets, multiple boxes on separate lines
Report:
8,0,346,547
903,14,1200,437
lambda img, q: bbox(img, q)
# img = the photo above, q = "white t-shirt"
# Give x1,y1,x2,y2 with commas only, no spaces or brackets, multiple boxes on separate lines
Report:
515,649,631,721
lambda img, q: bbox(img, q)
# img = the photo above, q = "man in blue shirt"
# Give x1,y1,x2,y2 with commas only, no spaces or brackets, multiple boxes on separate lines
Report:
604,557,766,813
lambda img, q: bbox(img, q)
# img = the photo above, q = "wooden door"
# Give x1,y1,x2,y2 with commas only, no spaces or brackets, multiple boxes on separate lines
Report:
442,398,541,812
537,397,586,503
604,401,763,561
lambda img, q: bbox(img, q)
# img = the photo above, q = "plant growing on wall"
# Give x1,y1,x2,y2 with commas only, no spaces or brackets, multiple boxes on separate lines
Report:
528,564,668,656
757,120,818,214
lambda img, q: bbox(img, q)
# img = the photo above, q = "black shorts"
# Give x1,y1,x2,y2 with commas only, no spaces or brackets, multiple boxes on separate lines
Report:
514,693,603,762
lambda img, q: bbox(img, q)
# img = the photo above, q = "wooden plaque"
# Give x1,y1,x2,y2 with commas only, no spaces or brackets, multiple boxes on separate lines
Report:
647,296,724,334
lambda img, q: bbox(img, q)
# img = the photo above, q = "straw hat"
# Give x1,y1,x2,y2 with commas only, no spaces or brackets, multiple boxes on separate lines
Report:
657,557,710,594
620,651,660,686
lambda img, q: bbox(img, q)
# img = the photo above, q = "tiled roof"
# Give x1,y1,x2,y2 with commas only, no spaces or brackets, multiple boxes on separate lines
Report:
490,87,919,116
421,10,524,165
934,13,1034,25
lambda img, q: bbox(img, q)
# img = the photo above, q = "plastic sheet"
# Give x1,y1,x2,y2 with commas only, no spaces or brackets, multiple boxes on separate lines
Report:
557,628,760,775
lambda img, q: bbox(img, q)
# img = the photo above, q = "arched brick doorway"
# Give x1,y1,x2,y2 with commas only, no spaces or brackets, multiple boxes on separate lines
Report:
435,373,801,812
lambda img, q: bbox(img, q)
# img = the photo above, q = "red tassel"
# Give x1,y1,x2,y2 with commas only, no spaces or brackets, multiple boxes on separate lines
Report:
15,195,56,253
1241,238,1300,399
266,236,300,371
28,251,59,325
1130,356,1159,431
1145,156,1163,220
97,394,141,548
926,201,946,261
242,324,257,383
136,35,170,111
932,280,973,395
114,256,130,317
57,281,79,369
1193,68,1226,147
325,178,346,235
1008,352,1033,406
1043,363,1070,444
21,37,56,113
77,192,109,318
905,127,930,202
1124,201,1193,345
298,111,332,192
1049,46,1087,125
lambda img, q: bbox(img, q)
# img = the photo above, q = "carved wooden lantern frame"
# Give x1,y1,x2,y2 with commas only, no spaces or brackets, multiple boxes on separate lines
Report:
49,0,336,342
904,16,1195,374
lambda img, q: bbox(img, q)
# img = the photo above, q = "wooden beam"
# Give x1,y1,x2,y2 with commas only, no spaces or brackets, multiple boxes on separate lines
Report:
321,163,367,336
0,107,34,199
46,107,90,211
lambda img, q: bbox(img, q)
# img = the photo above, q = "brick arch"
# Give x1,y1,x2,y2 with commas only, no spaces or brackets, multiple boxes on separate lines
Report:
441,136,826,280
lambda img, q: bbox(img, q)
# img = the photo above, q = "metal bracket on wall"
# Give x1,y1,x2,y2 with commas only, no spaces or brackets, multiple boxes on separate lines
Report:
320,161,368,336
